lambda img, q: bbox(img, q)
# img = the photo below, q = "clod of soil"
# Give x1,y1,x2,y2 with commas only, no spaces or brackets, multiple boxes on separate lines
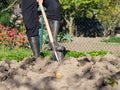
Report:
0,54,120,90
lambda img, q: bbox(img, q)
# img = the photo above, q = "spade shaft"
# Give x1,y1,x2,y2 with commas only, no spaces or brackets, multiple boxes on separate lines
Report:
38,3,60,64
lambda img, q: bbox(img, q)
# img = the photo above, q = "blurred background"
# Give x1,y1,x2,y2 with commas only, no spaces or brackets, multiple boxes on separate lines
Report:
0,0,120,61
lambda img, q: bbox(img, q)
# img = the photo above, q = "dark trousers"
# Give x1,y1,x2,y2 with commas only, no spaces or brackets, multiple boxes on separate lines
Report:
21,0,61,37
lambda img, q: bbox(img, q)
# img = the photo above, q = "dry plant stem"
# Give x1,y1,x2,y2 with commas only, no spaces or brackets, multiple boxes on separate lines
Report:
1,0,18,12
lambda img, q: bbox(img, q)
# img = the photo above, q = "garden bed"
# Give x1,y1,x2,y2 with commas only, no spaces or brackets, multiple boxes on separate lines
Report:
0,54,120,90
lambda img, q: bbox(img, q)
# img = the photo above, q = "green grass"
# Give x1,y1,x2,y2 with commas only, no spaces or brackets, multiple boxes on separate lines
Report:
40,50,52,57
0,47,32,62
0,46,110,62
103,36,120,44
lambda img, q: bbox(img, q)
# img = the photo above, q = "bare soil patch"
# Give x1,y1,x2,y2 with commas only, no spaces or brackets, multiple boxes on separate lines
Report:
0,54,120,90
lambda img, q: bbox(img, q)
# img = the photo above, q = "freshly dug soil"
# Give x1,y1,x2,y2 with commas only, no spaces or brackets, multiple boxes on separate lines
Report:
0,54,120,90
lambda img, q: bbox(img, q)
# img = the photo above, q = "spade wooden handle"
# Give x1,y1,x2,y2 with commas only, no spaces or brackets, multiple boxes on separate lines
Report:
39,3,54,43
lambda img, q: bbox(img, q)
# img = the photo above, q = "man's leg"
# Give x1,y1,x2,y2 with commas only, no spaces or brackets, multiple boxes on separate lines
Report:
21,0,40,58
43,0,61,21
48,19,66,60
43,0,66,60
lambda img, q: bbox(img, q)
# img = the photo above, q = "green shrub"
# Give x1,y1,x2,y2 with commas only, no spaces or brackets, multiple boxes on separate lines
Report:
0,24,29,48
58,33,73,42
0,12,11,26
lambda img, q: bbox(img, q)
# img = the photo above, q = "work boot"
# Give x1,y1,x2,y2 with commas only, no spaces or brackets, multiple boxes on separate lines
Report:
28,36,40,58
48,19,66,61
47,42,65,51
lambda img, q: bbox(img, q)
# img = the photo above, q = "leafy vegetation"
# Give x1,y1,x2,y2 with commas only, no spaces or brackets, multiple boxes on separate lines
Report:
40,30,73,45
0,24,28,48
40,50,52,57
0,0,118,62
59,0,120,36
0,0,20,28
98,0,120,36
1,0,120,36
0,46,32,62
58,33,73,42
0,12,11,26
65,50,108,58
0,46,109,62
65,51,86,58
87,50,108,56
102,36,120,44
107,77,118,87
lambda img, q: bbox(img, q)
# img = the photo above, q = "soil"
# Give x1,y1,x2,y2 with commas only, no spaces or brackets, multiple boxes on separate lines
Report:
0,37,120,90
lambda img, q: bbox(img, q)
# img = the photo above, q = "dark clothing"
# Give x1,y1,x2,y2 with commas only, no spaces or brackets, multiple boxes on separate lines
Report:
21,0,61,37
